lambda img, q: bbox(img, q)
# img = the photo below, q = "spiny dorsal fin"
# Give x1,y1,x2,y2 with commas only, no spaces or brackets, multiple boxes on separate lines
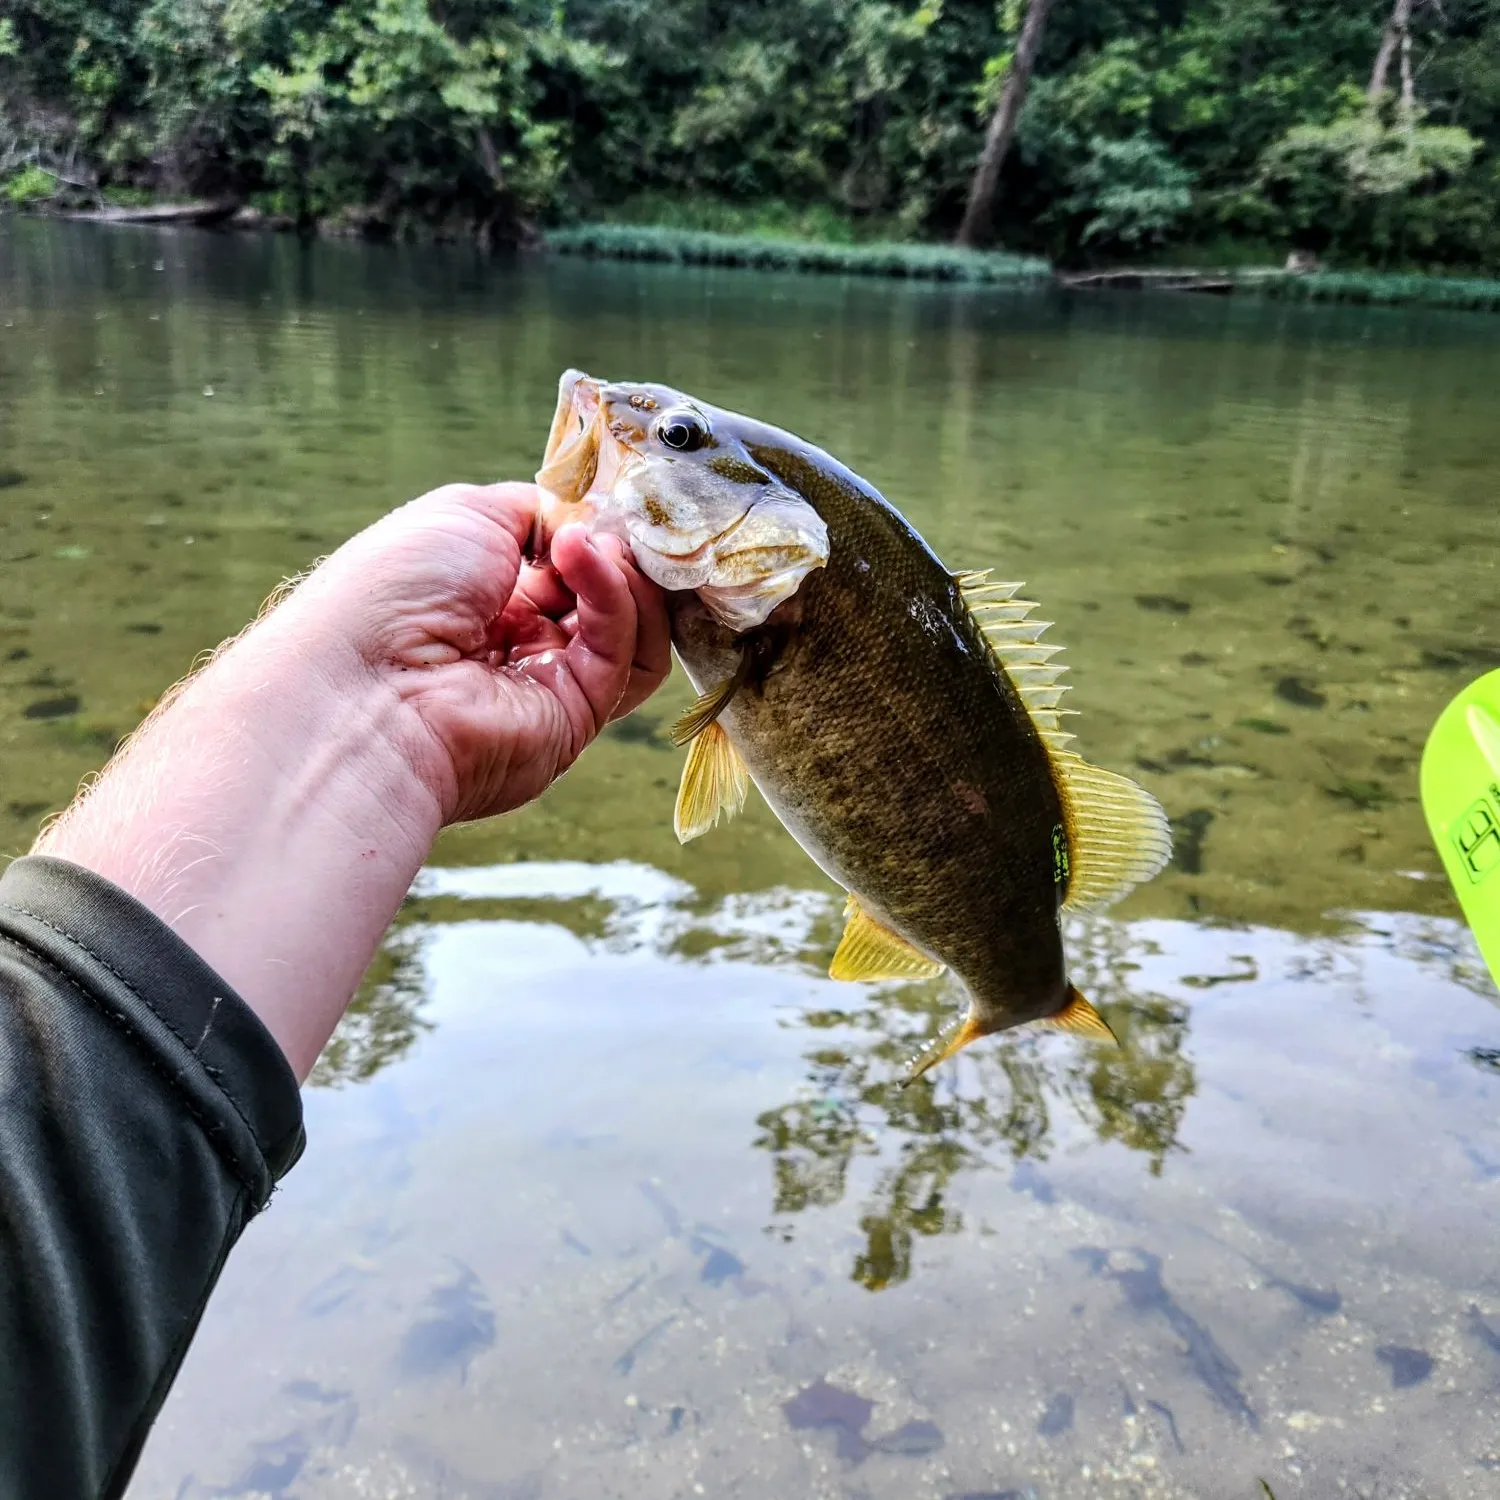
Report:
674,722,748,842
1053,751,1172,910
956,569,1170,909
956,571,1073,731
830,894,947,983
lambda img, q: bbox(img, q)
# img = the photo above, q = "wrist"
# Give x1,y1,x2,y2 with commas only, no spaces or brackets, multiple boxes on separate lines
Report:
36,603,446,1079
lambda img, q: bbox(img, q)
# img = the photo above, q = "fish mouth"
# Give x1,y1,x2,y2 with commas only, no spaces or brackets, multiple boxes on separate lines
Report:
537,370,729,566
536,370,605,505
533,368,828,630
648,509,751,566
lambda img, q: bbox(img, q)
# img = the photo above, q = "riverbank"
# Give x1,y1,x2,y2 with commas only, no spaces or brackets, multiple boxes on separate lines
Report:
13,202,1500,310
1058,262,1500,311
550,227,1500,310
1246,268,1500,312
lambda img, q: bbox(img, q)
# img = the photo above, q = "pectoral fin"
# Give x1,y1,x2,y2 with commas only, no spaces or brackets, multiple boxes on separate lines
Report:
673,722,749,843
829,895,947,983
1042,986,1119,1044
669,650,752,747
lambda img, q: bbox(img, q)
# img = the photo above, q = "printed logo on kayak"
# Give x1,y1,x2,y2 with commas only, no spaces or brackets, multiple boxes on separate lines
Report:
1453,788,1500,884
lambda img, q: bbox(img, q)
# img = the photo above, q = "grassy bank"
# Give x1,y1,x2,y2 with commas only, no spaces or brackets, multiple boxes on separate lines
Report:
545,224,1052,283
1242,268,1500,311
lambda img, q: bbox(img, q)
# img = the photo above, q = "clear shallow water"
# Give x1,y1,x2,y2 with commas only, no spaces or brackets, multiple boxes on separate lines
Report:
2,220,1500,1498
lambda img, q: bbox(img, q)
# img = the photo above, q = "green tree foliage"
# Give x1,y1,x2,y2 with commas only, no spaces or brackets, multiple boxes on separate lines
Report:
4,0,1500,268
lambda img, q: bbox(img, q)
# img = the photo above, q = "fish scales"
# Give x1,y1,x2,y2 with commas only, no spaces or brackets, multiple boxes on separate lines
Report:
670,440,1070,1020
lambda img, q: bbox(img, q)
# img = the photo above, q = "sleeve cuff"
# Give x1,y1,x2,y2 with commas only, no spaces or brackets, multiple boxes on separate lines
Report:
0,854,305,1204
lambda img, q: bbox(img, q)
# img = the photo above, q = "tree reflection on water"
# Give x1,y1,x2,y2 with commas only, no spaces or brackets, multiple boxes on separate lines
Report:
309,881,1197,1291
754,918,1196,1291
310,926,432,1087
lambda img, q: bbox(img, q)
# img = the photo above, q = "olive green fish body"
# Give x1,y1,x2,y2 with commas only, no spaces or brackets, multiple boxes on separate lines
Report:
535,371,1172,1070
669,434,1071,1029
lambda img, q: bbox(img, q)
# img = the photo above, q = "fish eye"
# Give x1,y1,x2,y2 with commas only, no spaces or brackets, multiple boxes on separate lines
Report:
656,410,708,452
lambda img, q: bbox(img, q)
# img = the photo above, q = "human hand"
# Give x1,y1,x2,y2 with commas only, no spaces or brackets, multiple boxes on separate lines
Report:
288,481,671,824
36,480,670,1079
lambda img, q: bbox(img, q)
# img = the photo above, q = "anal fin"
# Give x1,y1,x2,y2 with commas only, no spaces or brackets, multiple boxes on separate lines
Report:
674,722,749,842
1041,986,1118,1044
829,895,946,983
903,1011,988,1085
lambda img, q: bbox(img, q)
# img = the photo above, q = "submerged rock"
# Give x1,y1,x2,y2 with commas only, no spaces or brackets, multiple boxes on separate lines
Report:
1375,1345,1433,1388
1275,676,1327,709
23,694,81,720
1036,1392,1074,1437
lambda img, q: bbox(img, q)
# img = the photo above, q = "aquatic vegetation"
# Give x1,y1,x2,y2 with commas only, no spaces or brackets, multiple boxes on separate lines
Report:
1249,270,1500,312
544,226,1053,284
1325,778,1393,811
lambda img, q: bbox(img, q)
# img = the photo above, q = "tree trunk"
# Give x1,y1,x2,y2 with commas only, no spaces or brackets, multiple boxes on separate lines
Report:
475,126,505,193
1369,0,1415,103
956,0,1055,249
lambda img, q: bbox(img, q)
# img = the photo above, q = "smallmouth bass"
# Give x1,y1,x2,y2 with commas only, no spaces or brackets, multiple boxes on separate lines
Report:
536,370,1171,1078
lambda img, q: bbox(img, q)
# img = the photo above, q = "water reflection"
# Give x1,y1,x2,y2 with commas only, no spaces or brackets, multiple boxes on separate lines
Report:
310,928,432,1087
755,918,1196,1291
10,221,1500,1496
120,855,1500,1499
328,864,1206,1292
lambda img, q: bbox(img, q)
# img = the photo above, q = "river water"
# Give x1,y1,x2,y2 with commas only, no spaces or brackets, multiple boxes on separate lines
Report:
2,219,1500,1499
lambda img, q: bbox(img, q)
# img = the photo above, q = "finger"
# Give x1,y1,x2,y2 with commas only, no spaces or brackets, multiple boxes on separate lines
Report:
420,481,543,556
496,609,569,662
609,539,672,720
509,559,575,622
492,559,576,660
544,522,638,739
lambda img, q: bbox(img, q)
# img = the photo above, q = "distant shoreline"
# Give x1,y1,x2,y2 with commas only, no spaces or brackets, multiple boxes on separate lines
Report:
16,205,1500,311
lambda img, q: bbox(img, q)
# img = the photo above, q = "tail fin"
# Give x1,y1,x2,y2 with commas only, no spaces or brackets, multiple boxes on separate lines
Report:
1042,985,1118,1044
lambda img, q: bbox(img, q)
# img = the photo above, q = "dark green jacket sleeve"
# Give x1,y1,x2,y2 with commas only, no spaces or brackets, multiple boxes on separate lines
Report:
0,854,305,1500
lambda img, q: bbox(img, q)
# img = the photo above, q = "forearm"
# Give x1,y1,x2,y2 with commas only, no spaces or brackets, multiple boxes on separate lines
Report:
34,602,442,1081
29,482,663,1082
0,857,304,1500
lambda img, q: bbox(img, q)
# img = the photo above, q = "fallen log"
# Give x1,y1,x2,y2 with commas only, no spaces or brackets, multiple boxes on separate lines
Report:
55,199,241,226
1057,265,1291,295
